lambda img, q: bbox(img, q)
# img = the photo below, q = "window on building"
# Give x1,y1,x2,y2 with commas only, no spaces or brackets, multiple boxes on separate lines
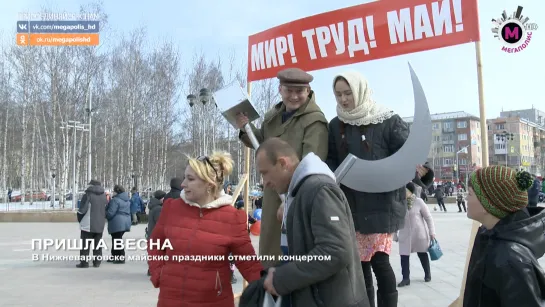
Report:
458,133,468,141
444,145,455,152
433,123,439,130
477,122,480,129
457,121,467,128
444,122,453,129
433,135,441,142
444,158,453,165
443,134,453,141
459,159,467,165
496,124,505,130
495,144,506,150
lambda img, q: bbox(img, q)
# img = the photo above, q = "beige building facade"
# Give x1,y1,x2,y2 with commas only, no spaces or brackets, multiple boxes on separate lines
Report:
487,116,545,175
403,111,482,181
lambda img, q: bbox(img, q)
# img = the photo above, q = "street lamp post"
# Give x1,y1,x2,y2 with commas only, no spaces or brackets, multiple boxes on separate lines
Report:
496,131,514,167
456,145,470,183
50,168,56,208
85,85,97,184
61,121,88,210
187,88,217,156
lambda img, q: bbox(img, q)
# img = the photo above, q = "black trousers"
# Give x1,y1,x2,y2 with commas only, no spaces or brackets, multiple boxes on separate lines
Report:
400,253,431,280
437,198,446,211
361,252,397,295
457,200,467,212
80,230,103,263
111,231,126,259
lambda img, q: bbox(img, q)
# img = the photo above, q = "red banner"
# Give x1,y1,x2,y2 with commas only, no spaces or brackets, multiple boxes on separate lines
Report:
247,0,480,82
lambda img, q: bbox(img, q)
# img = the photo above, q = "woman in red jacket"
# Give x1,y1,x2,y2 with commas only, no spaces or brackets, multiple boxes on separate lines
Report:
148,151,263,307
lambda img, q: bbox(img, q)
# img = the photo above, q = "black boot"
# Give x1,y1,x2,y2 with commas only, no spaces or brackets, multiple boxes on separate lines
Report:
76,262,89,268
366,287,376,307
397,279,410,287
377,290,398,307
93,261,101,268
418,252,431,282
399,255,410,287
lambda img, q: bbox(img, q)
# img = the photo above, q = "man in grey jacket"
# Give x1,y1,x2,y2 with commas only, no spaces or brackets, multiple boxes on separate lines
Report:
256,138,370,307
76,179,107,268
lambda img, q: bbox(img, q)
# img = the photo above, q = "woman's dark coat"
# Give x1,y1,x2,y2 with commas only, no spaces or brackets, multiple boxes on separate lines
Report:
326,115,410,234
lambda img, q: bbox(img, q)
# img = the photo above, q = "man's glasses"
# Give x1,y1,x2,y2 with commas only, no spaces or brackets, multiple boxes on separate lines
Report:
197,156,220,180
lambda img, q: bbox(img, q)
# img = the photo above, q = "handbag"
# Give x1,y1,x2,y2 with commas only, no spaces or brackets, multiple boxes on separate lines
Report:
428,238,443,261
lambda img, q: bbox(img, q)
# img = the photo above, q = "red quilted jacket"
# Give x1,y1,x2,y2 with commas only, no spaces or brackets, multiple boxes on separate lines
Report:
148,192,263,307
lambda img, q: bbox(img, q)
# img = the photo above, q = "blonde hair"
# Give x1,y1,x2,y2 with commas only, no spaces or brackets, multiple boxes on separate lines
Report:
187,151,234,193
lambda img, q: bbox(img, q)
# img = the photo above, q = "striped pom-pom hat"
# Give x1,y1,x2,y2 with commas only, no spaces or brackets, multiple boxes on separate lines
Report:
469,165,534,218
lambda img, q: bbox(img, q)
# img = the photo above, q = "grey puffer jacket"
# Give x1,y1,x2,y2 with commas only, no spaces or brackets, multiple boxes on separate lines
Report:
326,115,410,234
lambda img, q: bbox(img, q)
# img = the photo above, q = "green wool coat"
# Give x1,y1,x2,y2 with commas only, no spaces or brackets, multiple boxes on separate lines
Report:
239,91,328,268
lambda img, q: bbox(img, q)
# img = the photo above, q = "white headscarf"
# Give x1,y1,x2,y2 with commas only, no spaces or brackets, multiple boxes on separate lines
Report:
333,71,395,126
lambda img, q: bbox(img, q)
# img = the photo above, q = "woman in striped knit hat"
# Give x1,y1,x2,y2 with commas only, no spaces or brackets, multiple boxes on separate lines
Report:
463,165,545,307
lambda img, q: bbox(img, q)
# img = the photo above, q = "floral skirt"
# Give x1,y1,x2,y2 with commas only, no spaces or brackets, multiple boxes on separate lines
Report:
355,232,393,262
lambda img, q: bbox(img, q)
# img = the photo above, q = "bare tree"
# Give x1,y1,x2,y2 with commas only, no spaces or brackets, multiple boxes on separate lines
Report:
0,3,267,208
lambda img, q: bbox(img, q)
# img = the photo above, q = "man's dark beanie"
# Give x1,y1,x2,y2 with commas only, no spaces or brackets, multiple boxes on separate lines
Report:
89,179,101,186
170,177,182,189
154,190,166,200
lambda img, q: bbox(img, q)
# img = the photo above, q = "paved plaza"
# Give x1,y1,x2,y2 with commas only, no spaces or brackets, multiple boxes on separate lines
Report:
1,202,544,306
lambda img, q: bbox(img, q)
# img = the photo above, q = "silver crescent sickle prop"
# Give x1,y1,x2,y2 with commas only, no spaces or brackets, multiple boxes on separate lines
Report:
334,63,433,193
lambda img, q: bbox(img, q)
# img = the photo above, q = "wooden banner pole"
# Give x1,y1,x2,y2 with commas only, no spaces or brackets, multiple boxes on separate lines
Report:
242,82,253,290
234,82,253,306
231,174,249,206
449,40,488,307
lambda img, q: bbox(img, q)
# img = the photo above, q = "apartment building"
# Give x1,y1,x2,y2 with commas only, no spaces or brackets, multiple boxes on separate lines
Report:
500,107,545,126
403,111,482,181
487,116,545,175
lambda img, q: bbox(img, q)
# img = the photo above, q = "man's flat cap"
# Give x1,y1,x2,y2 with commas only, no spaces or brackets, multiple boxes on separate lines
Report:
277,68,313,86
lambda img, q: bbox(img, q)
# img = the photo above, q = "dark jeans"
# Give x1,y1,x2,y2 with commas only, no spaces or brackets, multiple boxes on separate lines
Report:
80,230,103,264
111,231,125,260
400,253,431,280
457,200,467,212
361,252,397,295
437,198,446,211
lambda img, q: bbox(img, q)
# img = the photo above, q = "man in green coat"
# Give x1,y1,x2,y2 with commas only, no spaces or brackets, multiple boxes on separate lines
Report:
236,68,329,268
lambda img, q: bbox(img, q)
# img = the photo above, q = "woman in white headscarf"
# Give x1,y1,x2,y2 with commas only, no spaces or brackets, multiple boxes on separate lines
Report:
326,71,411,307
